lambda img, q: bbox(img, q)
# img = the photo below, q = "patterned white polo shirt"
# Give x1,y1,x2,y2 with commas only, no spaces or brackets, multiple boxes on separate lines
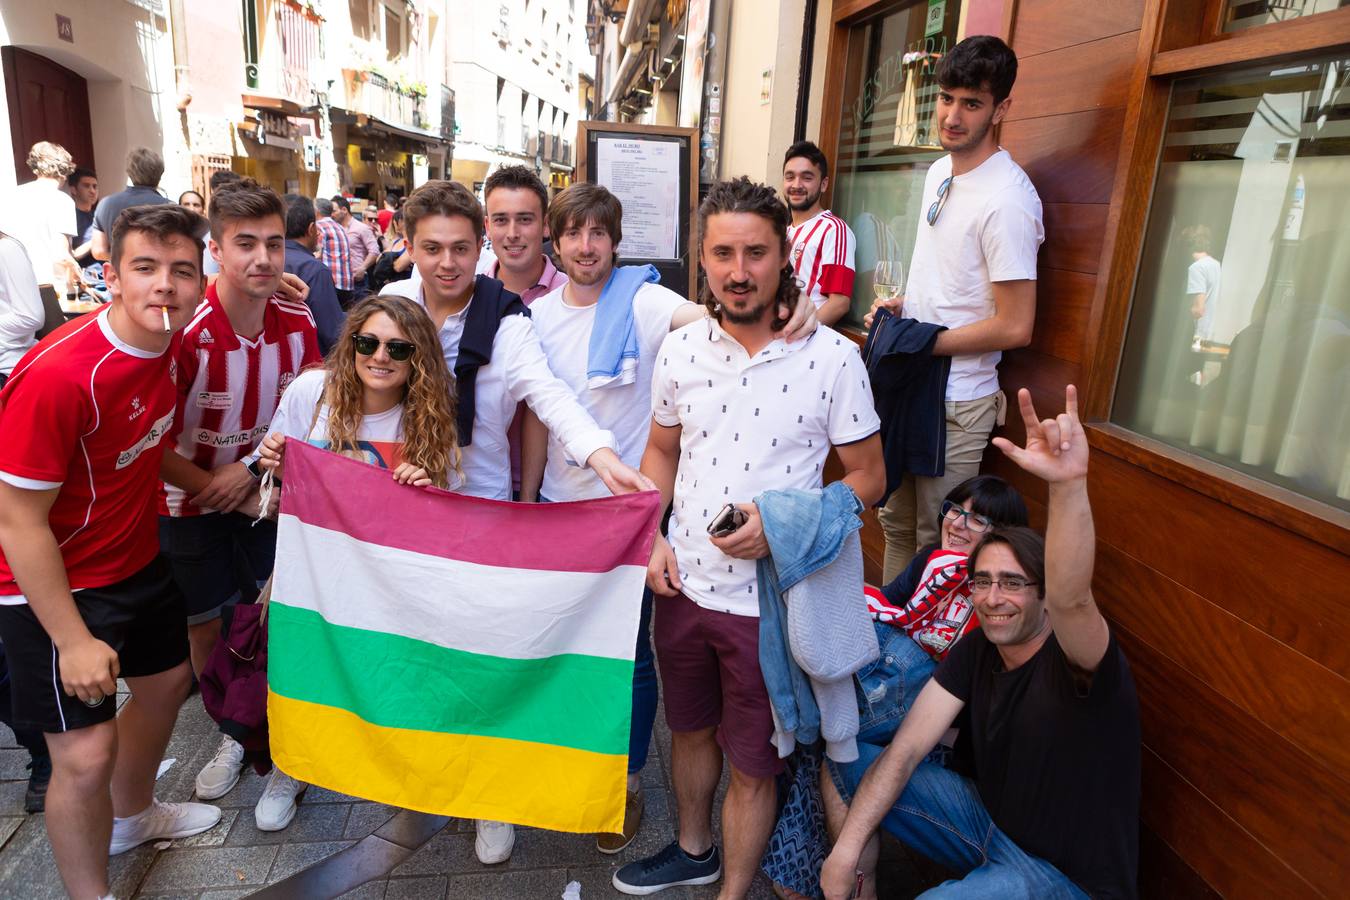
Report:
652,318,880,616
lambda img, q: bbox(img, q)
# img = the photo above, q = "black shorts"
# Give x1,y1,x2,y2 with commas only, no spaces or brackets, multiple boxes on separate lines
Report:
159,512,277,624
0,557,189,734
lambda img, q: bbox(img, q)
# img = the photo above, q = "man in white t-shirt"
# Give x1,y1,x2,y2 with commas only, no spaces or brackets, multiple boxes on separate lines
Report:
614,177,884,898
784,141,857,327
0,142,81,338
1182,224,1222,348
525,183,702,855
868,35,1045,582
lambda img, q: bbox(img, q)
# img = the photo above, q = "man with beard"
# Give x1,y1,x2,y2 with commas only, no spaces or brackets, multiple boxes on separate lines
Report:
867,35,1044,582
614,177,884,898
783,141,856,327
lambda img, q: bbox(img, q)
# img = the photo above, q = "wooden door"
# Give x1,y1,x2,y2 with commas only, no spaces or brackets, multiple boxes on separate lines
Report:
2,46,95,181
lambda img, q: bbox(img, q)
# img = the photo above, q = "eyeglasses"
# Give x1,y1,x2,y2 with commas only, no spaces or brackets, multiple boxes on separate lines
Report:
926,176,954,226
941,500,994,533
969,576,1038,594
352,333,415,361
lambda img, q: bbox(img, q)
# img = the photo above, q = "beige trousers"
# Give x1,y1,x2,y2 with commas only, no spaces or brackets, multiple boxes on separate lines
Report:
876,391,1003,584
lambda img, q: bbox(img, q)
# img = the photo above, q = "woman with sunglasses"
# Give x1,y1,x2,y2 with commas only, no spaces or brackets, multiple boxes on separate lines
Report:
257,293,461,489
765,475,1028,900
244,295,461,832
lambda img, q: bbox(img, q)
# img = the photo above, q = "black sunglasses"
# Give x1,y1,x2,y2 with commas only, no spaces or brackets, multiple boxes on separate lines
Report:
926,175,954,226
352,333,415,361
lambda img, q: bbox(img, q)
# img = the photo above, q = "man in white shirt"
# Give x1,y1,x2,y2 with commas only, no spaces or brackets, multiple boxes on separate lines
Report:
0,142,81,338
614,177,884,898
784,141,857,327
868,35,1045,582
1183,224,1222,348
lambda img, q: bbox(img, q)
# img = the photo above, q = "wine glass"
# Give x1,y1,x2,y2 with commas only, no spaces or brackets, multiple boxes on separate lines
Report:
873,258,906,321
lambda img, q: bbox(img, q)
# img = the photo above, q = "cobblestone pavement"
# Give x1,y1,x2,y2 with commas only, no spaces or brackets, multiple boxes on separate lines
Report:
0,692,928,898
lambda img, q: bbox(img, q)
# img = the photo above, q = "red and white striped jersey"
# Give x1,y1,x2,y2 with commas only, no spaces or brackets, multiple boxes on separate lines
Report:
787,209,857,308
160,285,321,516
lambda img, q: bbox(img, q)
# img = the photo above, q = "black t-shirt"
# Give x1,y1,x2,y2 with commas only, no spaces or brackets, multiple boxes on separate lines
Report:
934,628,1140,899
74,207,96,267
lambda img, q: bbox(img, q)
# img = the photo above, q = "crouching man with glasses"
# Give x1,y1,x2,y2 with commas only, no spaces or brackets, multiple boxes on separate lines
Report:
865,34,1044,582
820,386,1141,900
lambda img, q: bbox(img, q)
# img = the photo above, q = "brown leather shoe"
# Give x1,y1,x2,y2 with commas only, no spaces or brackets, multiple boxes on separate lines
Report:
596,789,645,854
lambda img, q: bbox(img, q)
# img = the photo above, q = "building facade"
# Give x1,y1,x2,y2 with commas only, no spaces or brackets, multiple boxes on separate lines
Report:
448,0,590,195
1,0,453,208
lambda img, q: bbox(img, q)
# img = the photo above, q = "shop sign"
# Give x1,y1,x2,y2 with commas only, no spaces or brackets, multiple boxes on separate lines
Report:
925,0,946,37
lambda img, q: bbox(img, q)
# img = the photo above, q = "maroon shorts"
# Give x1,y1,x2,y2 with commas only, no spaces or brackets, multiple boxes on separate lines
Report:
653,592,784,778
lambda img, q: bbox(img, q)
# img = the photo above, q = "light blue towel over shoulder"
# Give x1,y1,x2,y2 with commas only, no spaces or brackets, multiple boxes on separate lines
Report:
586,264,661,390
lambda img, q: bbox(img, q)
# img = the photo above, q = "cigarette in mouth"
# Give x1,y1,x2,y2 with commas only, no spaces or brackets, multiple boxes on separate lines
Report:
161,306,171,333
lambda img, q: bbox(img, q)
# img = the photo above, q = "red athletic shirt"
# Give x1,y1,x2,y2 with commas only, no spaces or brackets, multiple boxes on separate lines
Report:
159,286,321,516
0,310,179,599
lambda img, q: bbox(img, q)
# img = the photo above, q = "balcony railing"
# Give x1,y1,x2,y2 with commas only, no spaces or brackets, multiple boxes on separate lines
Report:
343,69,427,131
279,1,321,105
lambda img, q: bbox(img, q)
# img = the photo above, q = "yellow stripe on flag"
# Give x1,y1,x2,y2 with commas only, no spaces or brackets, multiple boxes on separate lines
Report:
269,692,628,834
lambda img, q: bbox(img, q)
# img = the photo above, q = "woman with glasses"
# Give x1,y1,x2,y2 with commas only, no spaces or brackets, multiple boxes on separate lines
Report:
243,294,462,832
765,475,1028,900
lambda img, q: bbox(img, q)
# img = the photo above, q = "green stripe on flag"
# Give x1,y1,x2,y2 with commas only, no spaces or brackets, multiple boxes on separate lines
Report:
268,602,634,756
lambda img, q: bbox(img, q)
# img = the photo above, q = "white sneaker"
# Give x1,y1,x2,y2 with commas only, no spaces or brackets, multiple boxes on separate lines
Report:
195,735,245,800
109,799,222,855
474,819,515,864
254,768,306,832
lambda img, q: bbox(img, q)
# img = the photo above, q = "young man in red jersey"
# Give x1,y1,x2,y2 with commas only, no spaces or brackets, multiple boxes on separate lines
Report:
0,205,222,900
156,179,321,820
783,141,857,327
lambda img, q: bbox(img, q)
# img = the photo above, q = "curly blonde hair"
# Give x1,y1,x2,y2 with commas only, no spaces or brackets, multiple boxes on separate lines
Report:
322,295,462,488
27,142,74,180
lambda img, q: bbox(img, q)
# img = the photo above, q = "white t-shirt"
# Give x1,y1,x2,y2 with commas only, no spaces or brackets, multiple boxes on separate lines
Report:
652,321,881,616
531,281,690,500
1187,254,1222,342
381,278,614,500
905,149,1043,401
0,236,45,375
0,180,77,287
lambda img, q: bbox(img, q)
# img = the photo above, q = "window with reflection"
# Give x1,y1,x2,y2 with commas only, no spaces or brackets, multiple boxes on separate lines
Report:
1114,56,1350,510
830,0,963,327
1221,0,1348,33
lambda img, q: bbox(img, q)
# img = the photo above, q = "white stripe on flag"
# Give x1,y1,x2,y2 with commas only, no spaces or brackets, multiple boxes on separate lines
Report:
272,514,645,662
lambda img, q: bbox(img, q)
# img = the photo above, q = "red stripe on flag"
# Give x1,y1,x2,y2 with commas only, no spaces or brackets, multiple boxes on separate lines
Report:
279,440,663,572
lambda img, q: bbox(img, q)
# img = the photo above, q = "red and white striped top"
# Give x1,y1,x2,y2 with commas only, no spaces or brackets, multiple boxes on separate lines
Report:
787,209,857,308
160,285,321,517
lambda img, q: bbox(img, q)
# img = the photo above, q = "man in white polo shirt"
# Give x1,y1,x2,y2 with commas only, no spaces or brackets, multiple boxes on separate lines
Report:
614,177,884,898
868,35,1044,582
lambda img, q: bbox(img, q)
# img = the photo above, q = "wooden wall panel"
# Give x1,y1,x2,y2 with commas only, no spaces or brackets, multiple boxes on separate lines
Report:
1096,545,1350,773
1003,32,1137,121
1119,629,1348,895
1012,0,1149,57
1088,451,1350,677
1028,268,1093,363
1002,107,1126,204
1039,203,1108,274
1140,748,1317,898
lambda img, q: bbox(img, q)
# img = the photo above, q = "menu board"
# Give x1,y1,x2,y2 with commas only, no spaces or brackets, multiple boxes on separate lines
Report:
594,137,681,260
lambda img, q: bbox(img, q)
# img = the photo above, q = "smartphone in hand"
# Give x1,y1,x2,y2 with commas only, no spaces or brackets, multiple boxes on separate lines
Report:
707,503,748,538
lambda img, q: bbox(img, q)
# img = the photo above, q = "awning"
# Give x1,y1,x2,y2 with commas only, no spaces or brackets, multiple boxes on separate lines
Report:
330,107,451,150
550,161,575,173
241,93,318,121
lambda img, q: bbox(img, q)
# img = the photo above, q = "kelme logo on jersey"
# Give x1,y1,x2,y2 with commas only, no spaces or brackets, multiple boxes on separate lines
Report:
117,411,175,469
128,396,146,422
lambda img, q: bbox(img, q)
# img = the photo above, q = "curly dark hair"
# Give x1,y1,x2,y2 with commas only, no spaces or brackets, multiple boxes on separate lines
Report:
697,176,796,331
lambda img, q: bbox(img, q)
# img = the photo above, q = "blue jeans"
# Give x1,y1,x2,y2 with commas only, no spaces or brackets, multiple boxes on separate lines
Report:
629,586,658,774
831,756,1088,898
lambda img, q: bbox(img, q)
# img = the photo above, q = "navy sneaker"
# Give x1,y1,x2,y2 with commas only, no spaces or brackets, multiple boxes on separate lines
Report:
612,840,722,895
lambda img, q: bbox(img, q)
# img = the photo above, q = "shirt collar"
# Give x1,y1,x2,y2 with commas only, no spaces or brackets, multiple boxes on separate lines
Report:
705,317,810,368
489,254,566,296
